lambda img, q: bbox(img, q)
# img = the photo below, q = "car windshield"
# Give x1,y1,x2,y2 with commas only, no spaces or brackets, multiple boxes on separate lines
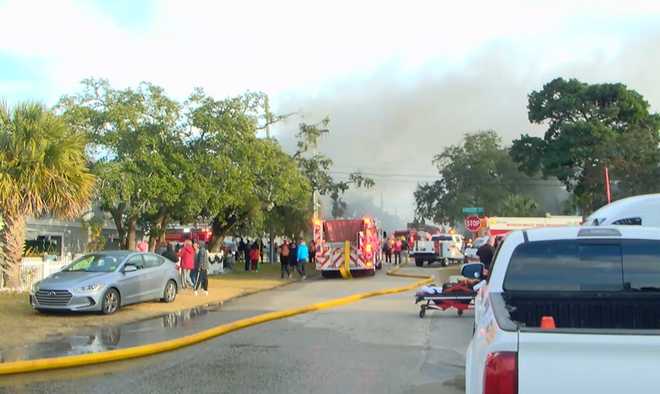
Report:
63,254,122,273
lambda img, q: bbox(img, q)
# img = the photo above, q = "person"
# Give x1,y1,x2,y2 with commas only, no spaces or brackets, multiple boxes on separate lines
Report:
279,240,291,279
476,237,495,267
384,237,394,264
249,242,260,272
401,236,409,264
162,243,178,263
190,240,200,287
243,238,251,271
136,238,148,252
296,240,309,280
394,237,402,265
288,241,298,279
259,239,265,263
194,241,210,296
179,239,196,289
309,240,316,265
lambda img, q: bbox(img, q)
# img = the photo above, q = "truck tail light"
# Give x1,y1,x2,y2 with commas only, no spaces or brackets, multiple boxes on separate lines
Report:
483,352,517,394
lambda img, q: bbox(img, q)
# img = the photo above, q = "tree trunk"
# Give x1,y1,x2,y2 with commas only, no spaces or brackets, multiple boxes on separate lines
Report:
1,213,26,289
110,206,126,248
149,209,168,252
126,218,137,251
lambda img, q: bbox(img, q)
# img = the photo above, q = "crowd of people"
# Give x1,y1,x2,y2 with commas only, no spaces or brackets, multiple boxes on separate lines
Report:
381,232,411,265
275,239,312,280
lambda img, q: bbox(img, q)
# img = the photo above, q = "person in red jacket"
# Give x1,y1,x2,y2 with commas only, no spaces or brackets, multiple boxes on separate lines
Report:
179,239,196,289
249,242,260,272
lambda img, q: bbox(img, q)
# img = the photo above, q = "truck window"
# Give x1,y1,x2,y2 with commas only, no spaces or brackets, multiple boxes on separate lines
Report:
503,240,623,291
612,217,642,225
622,240,660,291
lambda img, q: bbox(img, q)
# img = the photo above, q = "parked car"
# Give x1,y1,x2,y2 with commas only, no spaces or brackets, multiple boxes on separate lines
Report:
466,225,660,394
585,193,660,226
29,251,180,314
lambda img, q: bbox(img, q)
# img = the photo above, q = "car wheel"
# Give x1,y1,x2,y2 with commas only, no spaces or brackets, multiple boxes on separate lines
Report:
415,258,423,267
162,280,177,303
101,288,120,315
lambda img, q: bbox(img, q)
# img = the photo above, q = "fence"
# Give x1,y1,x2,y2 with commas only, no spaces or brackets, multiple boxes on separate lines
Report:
16,258,71,291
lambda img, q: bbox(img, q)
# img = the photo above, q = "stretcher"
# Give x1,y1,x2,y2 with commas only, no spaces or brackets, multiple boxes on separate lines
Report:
415,280,478,318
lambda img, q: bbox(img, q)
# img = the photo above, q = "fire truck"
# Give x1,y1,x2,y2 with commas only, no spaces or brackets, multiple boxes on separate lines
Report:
313,217,382,278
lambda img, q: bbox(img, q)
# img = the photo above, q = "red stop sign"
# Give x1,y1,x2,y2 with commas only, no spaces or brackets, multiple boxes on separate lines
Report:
464,215,482,232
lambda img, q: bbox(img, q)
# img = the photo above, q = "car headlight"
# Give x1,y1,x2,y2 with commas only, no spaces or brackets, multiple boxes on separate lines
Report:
31,281,41,294
76,283,104,293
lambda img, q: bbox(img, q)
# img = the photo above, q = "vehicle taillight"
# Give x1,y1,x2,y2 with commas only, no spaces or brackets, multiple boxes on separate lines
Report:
483,352,517,394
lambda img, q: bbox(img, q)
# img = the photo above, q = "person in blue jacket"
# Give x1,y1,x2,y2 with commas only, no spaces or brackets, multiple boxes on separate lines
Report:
296,240,309,280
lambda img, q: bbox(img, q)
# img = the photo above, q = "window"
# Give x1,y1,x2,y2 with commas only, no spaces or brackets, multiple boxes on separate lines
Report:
126,255,144,269
63,254,122,273
612,217,642,225
143,254,163,269
504,240,623,291
622,240,660,291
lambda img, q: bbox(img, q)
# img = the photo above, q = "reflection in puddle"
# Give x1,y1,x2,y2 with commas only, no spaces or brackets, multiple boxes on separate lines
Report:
0,303,223,363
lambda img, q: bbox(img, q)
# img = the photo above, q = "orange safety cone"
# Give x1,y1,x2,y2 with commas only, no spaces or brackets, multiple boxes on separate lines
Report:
540,316,556,330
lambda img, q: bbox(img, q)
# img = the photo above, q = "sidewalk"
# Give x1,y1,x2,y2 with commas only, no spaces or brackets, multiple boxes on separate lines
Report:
0,262,310,351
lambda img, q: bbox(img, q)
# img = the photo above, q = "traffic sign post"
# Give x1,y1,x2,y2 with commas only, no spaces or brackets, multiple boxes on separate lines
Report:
464,215,482,233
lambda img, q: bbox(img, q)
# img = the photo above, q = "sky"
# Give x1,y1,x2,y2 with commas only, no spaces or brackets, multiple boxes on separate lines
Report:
2,0,660,223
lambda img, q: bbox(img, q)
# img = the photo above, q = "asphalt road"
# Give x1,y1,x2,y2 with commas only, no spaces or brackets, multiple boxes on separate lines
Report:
0,264,472,394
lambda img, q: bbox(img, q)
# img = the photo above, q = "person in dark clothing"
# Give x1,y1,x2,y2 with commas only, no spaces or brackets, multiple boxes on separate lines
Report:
288,241,298,279
242,238,251,271
279,240,291,279
476,237,495,267
162,243,178,263
194,241,209,295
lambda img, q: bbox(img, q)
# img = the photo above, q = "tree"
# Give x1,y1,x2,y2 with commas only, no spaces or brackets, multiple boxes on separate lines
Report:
0,103,94,287
414,131,535,225
499,194,540,217
511,77,660,213
59,79,193,250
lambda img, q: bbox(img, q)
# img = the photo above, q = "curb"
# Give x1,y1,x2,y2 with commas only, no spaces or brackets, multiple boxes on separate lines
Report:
0,268,432,376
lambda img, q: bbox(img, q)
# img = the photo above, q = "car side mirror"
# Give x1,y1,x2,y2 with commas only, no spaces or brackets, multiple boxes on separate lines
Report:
461,262,484,279
123,264,138,273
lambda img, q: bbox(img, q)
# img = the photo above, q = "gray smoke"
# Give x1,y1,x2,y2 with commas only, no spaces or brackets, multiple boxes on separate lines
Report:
272,32,660,222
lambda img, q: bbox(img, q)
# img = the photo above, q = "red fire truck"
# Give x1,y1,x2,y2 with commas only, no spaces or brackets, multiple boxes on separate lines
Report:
313,217,382,278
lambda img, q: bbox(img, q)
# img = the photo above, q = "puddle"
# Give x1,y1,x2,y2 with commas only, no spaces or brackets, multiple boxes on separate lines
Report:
0,303,227,363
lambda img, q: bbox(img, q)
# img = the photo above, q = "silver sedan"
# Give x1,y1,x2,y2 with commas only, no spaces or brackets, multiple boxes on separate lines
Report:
29,251,180,314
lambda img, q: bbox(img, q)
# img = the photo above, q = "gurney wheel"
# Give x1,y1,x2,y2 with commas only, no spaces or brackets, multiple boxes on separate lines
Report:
419,308,426,319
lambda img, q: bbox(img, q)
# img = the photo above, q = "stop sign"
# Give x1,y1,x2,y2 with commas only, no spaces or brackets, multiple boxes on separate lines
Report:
464,215,482,232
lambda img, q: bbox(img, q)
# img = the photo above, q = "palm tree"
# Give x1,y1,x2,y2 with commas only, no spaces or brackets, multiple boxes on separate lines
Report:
0,102,95,288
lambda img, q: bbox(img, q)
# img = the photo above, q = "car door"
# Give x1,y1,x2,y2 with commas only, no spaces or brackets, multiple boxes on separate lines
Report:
117,254,144,305
142,253,167,300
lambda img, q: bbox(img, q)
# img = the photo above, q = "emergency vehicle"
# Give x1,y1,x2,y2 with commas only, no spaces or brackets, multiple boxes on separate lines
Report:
313,217,381,278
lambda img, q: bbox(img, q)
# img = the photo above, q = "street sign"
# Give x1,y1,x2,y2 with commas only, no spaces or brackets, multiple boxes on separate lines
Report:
462,207,484,215
464,215,482,232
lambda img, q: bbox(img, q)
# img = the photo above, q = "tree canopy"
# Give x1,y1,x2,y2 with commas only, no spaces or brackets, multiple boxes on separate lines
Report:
414,131,539,224
511,77,660,213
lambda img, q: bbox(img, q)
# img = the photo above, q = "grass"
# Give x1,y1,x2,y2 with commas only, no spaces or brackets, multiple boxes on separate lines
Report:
0,262,314,352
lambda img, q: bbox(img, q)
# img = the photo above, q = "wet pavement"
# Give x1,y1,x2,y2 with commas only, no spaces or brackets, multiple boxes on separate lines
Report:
0,265,471,393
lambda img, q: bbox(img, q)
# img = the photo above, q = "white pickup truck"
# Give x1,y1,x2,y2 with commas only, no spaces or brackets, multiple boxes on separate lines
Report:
411,233,464,267
465,226,660,394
